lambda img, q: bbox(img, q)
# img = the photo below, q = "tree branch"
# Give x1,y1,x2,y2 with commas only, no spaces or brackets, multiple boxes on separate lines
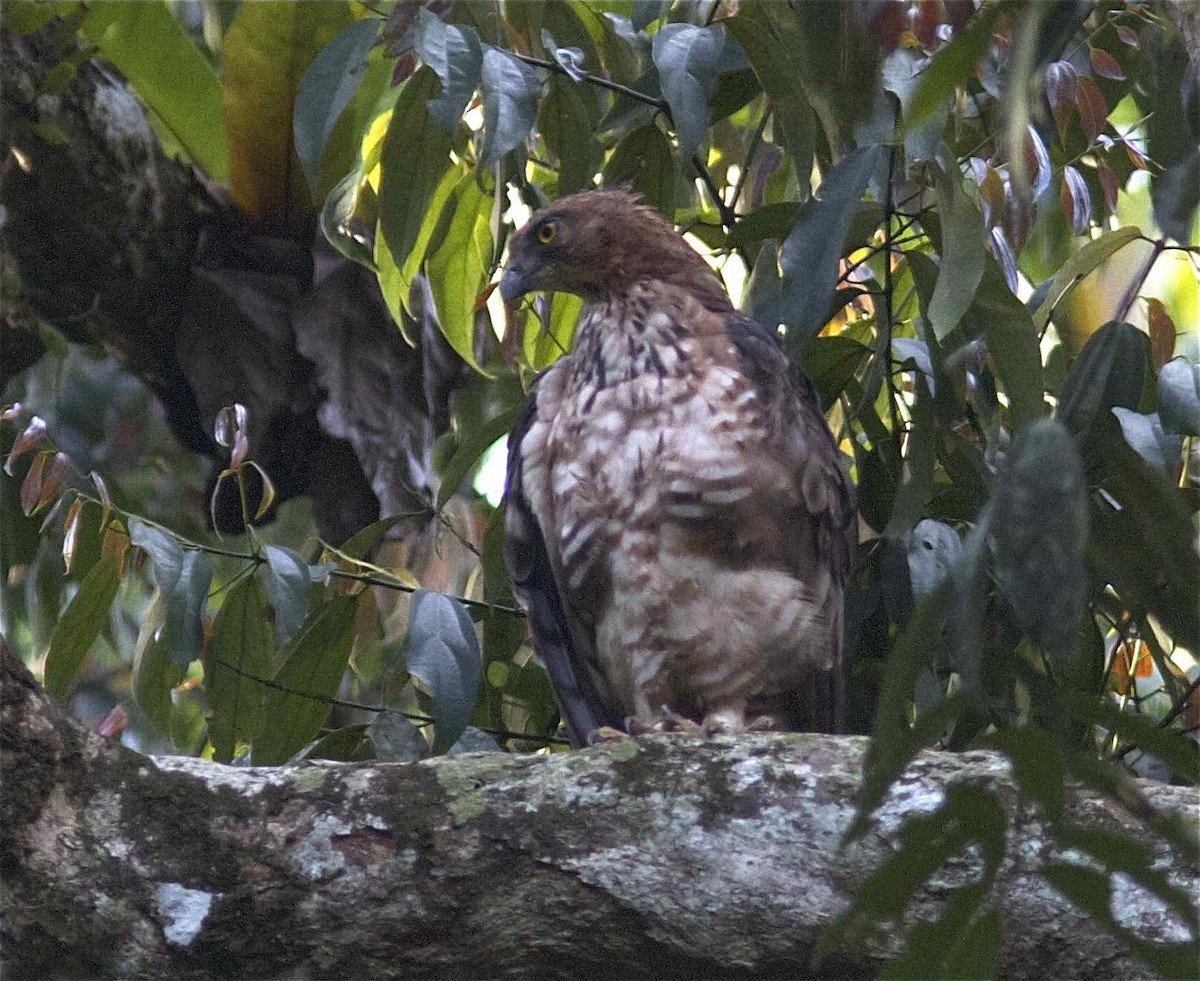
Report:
2,647,1195,980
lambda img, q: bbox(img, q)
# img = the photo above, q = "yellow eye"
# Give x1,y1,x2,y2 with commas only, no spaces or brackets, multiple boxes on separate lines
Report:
536,222,557,245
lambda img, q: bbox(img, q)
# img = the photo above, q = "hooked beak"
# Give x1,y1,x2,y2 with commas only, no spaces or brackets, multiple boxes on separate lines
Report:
499,262,533,305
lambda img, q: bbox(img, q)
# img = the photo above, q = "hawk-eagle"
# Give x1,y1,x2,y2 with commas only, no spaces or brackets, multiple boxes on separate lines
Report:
500,190,854,747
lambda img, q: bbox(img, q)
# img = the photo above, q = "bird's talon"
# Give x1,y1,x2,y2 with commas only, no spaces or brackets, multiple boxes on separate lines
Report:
588,726,631,745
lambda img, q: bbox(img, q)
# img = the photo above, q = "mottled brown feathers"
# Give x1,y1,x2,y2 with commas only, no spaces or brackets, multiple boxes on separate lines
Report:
502,189,855,747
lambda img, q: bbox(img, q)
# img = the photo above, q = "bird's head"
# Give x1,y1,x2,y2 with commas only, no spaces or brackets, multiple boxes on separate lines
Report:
499,189,730,310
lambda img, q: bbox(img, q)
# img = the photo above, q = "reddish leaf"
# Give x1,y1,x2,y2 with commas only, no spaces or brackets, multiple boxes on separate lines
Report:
90,470,112,528
1075,76,1107,142
37,451,69,511
1122,136,1148,171
3,416,46,475
20,451,48,515
978,166,1005,228
1097,164,1120,212
1115,25,1140,49
988,226,1019,294
1089,47,1125,80
1060,165,1092,235
1146,298,1177,371
1024,125,1052,197
97,704,129,738
62,498,83,570
1044,61,1077,139
914,0,942,49
870,0,907,52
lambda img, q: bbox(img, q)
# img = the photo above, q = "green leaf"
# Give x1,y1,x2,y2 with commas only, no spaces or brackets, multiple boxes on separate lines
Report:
927,167,985,341
80,1,228,180
426,172,494,372
294,18,380,192
128,517,183,591
1069,696,1200,785
905,2,1005,130
436,408,518,510
414,8,484,130
724,202,800,247
252,595,357,765
1158,357,1200,436
222,1,352,235
539,74,595,195
990,419,1088,678
206,575,275,763
652,24,724,158
479,46,542,166
988,725,1065,821
1030,227,1142,330
263,545,311,646
798,334,871,408
601,123,676,219
962,257,1046,431
378,67,456,280
777,144,883,348
43,554,121,697
524,291,581,371
133,592,181,734
405,589,482,753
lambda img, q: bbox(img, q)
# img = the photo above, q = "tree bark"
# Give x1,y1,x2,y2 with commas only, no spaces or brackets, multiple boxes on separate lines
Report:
2,648,1196,981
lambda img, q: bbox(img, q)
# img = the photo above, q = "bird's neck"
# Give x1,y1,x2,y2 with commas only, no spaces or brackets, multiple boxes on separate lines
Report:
570,280,706,389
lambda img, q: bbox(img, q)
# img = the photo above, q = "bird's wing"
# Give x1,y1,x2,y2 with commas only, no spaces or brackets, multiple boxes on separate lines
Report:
502,378,624,747
725,313,857,732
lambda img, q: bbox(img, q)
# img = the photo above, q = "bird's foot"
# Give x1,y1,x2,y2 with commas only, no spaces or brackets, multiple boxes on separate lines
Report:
701,707,747,737
631,706,703,736
746,713,785,733
587,726,631,745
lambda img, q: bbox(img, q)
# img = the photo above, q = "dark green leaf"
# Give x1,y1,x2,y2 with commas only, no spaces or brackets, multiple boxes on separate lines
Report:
798,334,871,409
724,202,800,247
207,576,274,763
777,144,882,348
405,589,482,753
1112,409,1184,474
161,551,212,669
44,554,121,697
1057,321,1150,438
339,512,428,560
80,1,228,180
906,2,1005,130
128,518,184,593
368,710,431,761
292,723,374,763
480,46,542,166
602,123,676,219
252,595,357,765
928,167,985,341
1158,357,1200,436
539,74,596,195
988,725,1065,820
990,419,1088,677
378,67,456,279
652,24,724,158
263,545,311,645
1068,696,1200,784
437,409,517,509
947,505,992,702
885,375,937,536
709,68,760,124
294,18,380,190
414,8,484,130
963,257,1047,431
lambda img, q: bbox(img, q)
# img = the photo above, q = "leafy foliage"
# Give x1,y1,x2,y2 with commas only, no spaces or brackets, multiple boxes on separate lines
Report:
2,0,1198,973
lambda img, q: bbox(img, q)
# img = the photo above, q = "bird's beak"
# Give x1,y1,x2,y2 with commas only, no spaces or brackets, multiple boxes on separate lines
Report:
499,262,532,305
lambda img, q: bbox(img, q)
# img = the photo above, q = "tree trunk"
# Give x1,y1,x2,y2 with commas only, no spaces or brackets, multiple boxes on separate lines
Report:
2,647,1195,980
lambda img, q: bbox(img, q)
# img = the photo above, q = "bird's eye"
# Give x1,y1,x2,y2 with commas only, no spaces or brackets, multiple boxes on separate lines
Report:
536,221,558,245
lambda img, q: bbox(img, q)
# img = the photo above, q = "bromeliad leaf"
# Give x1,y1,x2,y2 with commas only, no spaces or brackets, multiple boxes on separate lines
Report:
405,589,482,753
294,18,381,191
651,24,724,158
43,554,122,697
414,8,484,130
480,47,542,166
251,595,357,765
263,545,312,645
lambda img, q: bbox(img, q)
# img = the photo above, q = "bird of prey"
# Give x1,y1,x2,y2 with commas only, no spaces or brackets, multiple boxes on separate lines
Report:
500,190,855,748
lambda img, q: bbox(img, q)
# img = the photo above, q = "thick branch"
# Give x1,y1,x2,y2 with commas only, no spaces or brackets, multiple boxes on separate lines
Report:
1,648,1195,980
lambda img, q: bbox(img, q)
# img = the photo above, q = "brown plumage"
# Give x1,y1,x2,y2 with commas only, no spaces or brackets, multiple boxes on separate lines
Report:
502,190,854,747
